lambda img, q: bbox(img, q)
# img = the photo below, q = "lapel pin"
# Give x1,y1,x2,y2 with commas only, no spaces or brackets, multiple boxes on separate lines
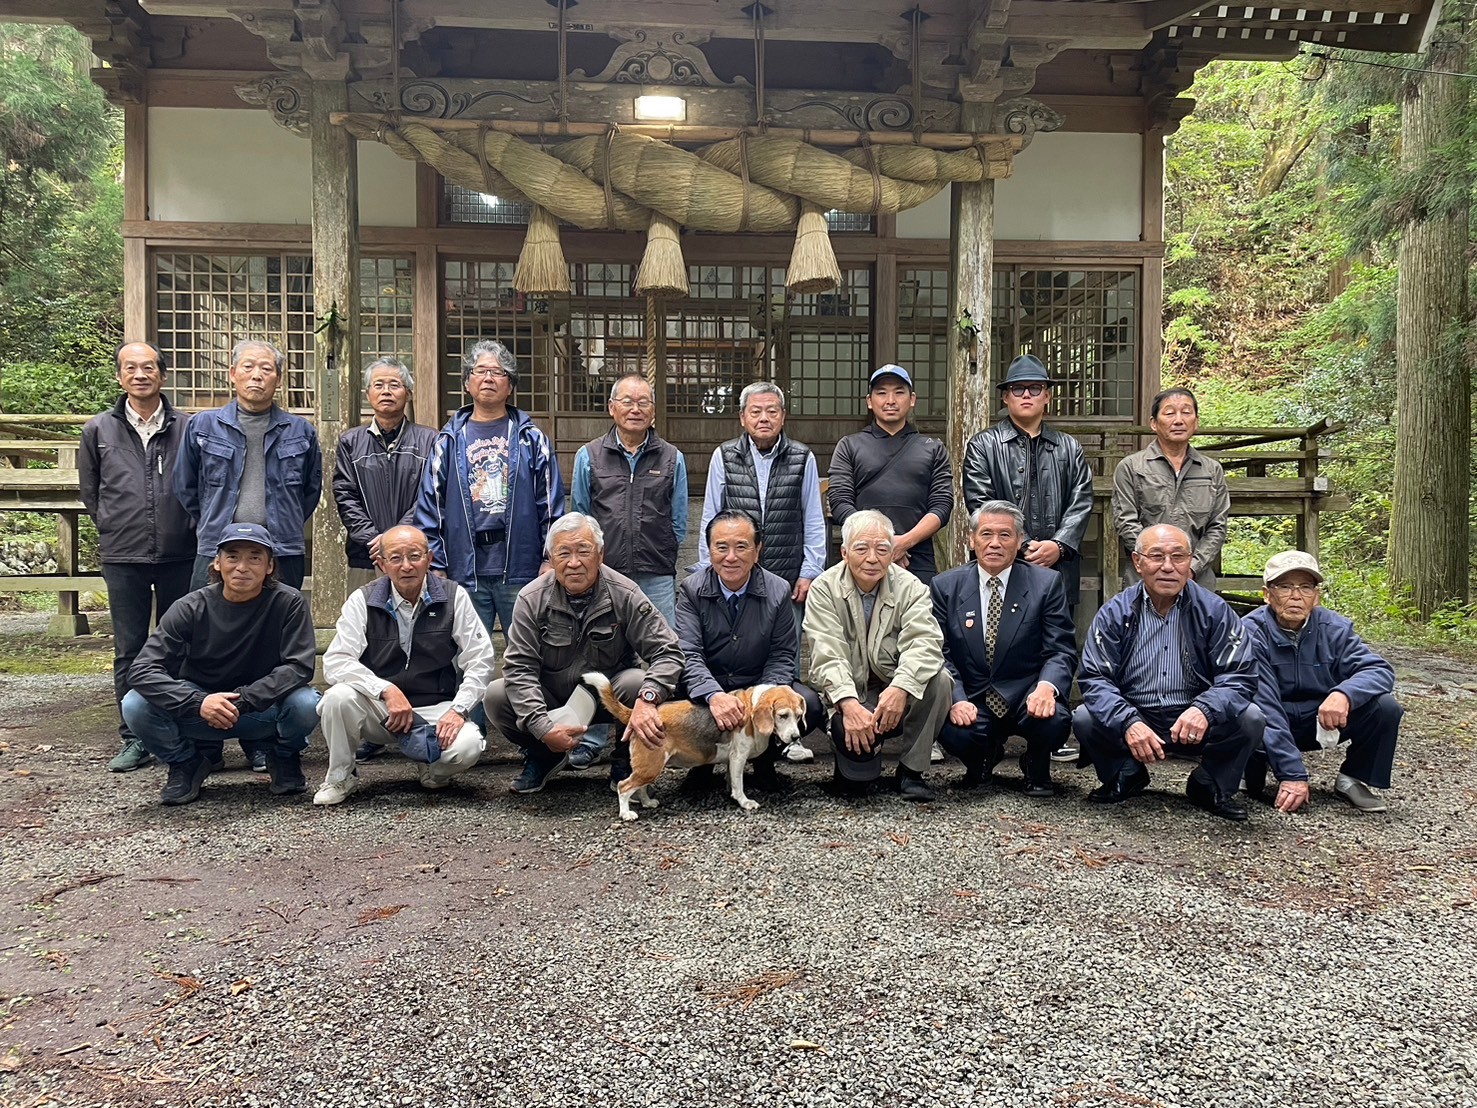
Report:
965,618,975,629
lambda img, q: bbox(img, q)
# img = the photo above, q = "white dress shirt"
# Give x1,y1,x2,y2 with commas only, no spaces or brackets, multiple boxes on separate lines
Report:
125,399,166,450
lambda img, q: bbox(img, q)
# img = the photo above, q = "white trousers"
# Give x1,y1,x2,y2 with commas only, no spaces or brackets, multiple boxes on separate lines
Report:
317,684,484,786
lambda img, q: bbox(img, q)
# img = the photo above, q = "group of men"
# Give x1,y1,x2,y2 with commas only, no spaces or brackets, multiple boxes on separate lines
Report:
79,338,1402,820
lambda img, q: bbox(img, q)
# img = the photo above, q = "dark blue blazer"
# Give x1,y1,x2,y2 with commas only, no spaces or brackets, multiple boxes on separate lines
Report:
930,560,1077,711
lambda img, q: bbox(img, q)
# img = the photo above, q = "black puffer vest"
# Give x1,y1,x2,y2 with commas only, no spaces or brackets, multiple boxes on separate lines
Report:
719,433,809,585
359,574,460,707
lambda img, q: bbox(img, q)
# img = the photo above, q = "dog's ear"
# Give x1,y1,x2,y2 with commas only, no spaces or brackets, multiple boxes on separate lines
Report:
752,690,776,736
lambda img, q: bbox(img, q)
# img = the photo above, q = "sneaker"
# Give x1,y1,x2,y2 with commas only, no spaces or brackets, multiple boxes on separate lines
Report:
354,741,387,764
265,752,307,796
1335,772,1388,813
930,742,946,764
566,737,608,770
313,775,359,806
203,748,225,775
783,741,815,764
418,764,451,791
247,748,269,774
510,754,567,795
159,753,210,806
1049,741,1079,763
108,739,153,773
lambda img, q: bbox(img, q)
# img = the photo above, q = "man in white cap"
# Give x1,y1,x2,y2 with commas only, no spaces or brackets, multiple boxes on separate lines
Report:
1242,551,1401,813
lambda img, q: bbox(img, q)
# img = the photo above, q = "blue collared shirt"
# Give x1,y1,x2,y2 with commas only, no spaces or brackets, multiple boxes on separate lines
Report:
1117,586,1195,709
570,431,688,548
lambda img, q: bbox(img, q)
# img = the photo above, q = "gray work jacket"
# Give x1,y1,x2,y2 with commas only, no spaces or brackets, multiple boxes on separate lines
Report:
1111,441,1230,589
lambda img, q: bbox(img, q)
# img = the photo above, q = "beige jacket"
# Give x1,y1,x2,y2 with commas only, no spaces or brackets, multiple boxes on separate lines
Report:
803,561,945,707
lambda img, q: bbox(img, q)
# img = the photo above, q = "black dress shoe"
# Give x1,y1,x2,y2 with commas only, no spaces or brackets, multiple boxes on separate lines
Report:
954,760,989,790
1088,766,1150,804
679,764,721,796
1018,755,1055,799
747,760,793,794
895,770,935,802
1186,772,1249,822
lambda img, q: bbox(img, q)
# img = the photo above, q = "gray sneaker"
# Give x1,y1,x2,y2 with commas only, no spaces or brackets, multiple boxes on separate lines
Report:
108,739,153,773
1335,772,1388,812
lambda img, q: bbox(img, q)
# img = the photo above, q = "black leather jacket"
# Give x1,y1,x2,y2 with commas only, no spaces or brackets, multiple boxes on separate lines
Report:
961,419,1094,604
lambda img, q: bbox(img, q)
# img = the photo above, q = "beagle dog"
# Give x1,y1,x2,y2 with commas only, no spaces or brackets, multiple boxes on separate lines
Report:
582,673,807,822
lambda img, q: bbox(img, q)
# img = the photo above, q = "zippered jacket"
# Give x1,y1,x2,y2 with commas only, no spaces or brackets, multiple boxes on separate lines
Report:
80,394,195,564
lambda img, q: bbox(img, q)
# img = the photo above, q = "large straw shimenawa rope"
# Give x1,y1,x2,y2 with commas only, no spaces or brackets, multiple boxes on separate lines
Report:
341,116,1013,296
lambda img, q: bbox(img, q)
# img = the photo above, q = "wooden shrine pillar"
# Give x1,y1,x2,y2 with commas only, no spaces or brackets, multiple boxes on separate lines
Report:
944,99,997,569
309,78,361,626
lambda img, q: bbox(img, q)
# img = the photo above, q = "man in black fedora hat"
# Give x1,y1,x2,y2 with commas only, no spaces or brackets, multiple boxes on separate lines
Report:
961,354,1094,762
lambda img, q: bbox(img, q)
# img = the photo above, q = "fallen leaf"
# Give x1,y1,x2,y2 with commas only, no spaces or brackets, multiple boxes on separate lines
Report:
228,979,253,996
11,768,31,777
33,744,53,753
952,889,978,899
789,1039,825,1052
355,904,409,926
887,832,911,846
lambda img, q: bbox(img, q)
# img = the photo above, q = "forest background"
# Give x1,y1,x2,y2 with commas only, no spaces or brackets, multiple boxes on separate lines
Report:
1,24,1474,650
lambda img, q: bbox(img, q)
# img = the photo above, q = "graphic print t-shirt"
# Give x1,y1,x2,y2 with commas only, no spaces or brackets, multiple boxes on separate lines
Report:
465,416,511,576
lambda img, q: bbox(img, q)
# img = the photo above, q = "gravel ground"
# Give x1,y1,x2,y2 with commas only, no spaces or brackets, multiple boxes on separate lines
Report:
1,639,1475,1108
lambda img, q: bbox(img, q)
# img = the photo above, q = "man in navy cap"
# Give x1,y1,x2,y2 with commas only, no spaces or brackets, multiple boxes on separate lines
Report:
827,364,954,587
961,354,1094,763
122,523,320,806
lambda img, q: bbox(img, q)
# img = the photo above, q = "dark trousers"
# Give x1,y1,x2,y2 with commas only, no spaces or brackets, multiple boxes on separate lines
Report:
1261,693,1402,789
191,553,306,591
1073,702,1264,803
102,560,194,743
939,696,1071,780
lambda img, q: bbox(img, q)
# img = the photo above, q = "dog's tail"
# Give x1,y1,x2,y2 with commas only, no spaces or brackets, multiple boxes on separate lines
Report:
581,672,632,726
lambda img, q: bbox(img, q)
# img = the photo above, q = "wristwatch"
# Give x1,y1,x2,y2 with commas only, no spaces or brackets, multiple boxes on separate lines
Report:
639,687,661,705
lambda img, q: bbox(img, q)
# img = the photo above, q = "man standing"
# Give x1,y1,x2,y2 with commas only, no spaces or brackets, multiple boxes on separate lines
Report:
173,340,322,592
1073,525,1264,822
80,341,196,773
1243,551,1401,813
484,512,685,796
1111,387,1230,591
697,382,826,611
416,340,565,634
676,510,826,788
314,526,495,806
961,354,1094,613
333,357,438,592
827,365,953,587
930,502,1077,797
570,371,688,626
804,509,953,801
122,523,320,806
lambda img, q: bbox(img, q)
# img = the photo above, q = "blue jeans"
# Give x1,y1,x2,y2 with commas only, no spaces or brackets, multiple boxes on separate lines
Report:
122,685,321,765
628,573,677,629
472,576,529,635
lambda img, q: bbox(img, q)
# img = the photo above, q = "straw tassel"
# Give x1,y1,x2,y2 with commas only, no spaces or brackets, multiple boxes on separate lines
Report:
635,211,689,297
513,205,571,294
785,201,841,294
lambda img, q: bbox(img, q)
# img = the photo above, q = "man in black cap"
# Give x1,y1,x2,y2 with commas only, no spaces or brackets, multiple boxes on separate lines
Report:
827,364,953,587
962,354,1094,763
122,523,320,806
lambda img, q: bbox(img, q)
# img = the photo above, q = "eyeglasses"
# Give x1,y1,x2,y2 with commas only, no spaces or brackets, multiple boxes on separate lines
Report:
383,551,427,567
1004,383,1047,398
468,366,510,380
1134,551,1192,567
612,397,655,410
551,544,599,562
1269,582,1320,596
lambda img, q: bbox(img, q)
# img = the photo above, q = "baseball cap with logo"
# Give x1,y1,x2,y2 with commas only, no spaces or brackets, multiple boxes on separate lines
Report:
868,364,914,391
1263,550,1323,585
215,522,276,555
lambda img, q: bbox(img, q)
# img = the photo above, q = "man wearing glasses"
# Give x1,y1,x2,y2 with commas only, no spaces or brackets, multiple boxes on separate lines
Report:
570,370,689,627
1242,551,1401,813
1074,525,1264,821
313,526,495,806
960,355,1094,616
415,340,565,636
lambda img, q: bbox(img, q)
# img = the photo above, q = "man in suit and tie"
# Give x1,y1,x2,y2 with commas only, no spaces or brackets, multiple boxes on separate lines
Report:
930,501,1077,796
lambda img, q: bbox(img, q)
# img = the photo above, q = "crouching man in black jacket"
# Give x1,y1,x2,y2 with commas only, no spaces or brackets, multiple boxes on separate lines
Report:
123,523,320,806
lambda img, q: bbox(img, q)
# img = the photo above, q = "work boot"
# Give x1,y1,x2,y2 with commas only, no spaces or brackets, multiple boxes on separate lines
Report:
159,752,210,806
265,751,307,796
108,739,153,773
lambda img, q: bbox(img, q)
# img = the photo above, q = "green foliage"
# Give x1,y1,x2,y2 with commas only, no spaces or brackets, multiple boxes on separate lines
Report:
0,361,116,416
0,25,122,386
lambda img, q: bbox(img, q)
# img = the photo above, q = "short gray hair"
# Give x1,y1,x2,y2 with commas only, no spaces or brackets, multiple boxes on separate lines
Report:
840,509,895,547
738,381,786,412
544,512,605,556
608,371,653,403
1134,524,1192,554
231,339,285,372
365,356,414,391
462,339,516,377
969,501,1024,536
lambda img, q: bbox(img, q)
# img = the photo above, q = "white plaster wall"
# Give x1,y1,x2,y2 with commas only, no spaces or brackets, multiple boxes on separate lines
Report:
148,107,417,227
896,132,1143,241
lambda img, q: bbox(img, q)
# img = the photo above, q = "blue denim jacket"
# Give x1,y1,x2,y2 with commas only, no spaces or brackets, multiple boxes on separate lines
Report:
414,405,566,588
173,401,323,557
